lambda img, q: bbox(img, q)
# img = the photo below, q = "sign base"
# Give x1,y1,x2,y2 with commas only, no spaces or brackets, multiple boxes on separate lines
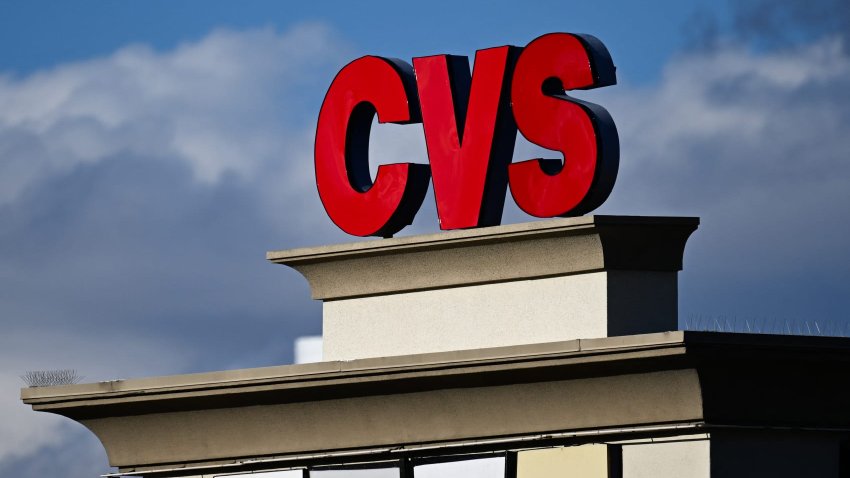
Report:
268,215,698,361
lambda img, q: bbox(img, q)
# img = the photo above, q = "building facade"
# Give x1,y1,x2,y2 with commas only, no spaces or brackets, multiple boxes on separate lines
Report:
22,216,850,477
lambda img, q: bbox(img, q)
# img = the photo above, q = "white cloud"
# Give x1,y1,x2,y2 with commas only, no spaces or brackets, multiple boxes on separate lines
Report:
0,23,349,205
597,38,850,276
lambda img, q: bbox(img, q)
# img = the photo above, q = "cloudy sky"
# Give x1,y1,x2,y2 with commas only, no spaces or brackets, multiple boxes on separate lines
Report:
1,0,849,476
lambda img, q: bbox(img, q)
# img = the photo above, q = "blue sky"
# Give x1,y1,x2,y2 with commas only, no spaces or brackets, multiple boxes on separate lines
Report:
1,0,728,82
1,1,849,476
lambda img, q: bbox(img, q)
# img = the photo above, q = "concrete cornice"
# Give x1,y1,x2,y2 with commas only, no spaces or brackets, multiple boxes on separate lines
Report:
266,216,699,300
22,332,688,407
22,332,850,474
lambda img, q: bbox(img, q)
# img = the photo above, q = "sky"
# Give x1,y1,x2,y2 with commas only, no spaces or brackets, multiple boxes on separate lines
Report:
1,0,849,476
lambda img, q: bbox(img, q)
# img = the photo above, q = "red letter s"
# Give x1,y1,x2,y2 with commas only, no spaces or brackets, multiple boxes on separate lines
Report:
509,33,619,218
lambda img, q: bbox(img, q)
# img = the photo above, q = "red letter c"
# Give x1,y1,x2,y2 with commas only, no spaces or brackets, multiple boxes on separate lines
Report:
315,56,430,237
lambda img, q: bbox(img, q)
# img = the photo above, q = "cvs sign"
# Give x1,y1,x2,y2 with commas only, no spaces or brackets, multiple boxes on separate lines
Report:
315,33,619,237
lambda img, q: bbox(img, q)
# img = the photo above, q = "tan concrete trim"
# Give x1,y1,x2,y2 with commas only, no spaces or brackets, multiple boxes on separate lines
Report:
84,370,703,469
21,332,687,404
266,216,698,300
21,332,850,474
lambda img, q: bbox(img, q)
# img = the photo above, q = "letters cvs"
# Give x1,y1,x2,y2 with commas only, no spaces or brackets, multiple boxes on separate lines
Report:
315,33,619,237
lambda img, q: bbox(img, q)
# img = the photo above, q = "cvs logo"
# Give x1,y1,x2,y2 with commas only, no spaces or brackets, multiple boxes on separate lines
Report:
315,33,619,237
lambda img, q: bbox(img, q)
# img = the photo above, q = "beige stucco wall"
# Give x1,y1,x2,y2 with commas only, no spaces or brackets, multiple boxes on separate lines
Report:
518,445,610,478
323,272,608,360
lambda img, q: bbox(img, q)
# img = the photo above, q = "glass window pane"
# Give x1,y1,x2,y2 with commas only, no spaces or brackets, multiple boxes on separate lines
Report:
414,457,505,478
310,467,400,478
217,470,304,478
622,440,709,478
